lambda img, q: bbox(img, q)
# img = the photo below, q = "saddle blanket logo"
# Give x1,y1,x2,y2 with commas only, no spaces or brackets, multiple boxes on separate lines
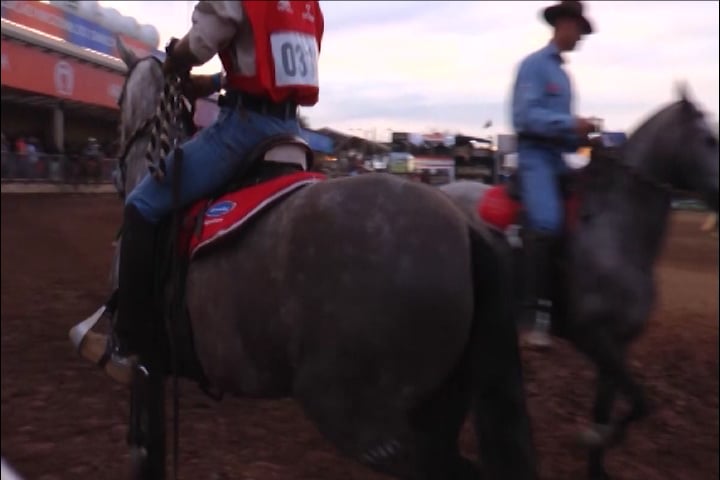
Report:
206,201,237,219
184,171,326,257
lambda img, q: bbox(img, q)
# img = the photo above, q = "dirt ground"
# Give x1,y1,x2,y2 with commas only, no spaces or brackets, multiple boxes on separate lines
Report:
1,194,717,480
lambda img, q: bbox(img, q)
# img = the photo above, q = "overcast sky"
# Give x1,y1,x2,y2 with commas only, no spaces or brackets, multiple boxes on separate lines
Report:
100,1,719,140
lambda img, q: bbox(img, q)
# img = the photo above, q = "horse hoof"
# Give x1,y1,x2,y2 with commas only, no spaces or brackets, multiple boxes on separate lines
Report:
576,424,613,448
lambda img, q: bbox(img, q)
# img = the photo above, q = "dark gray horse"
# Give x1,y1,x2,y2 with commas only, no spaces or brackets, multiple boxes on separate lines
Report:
70,42,538,479
441,88,719,480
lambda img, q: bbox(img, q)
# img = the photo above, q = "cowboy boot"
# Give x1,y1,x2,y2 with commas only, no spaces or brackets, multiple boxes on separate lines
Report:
75,204,158,385
521,229,558,349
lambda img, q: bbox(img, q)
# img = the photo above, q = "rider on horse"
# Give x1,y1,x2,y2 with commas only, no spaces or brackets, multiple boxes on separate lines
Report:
79,0,325,383
511,0,596,348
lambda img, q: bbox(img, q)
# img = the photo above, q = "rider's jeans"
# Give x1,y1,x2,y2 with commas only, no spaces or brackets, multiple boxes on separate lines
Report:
127,106,301,223
517,143,569,234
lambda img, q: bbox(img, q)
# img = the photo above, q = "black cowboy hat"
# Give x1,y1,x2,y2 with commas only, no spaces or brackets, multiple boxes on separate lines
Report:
543,0,594,35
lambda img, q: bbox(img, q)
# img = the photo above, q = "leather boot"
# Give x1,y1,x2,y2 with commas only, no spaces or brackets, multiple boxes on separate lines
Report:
75,204,158,385
114,204,158,356
521,229,558,349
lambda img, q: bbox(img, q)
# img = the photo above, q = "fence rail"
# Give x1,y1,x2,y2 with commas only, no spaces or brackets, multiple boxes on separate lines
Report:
1,153,116,185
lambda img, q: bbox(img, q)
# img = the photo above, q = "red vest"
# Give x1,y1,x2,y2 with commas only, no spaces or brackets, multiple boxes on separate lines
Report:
220,1,324,106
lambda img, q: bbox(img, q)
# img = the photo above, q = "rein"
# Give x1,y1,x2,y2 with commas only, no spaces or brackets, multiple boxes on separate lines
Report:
146,73,187,181
115,56,193,199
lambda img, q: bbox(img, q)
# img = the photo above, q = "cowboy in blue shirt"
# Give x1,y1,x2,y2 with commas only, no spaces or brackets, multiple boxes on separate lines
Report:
511,0,596,348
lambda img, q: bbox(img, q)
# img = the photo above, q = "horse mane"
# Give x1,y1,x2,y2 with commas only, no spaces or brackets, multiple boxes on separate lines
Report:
626,100,688,145
119,57,164,149
585,98,702,181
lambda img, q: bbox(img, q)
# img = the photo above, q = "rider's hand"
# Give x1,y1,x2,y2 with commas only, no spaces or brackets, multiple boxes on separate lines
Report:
180,75,202,101
181,74,222,101
162,37,194,77
162,57,177,76
574,117,596,138
162,57,191,78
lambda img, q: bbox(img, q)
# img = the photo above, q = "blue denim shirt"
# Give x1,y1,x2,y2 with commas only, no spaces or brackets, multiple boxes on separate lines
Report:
512,42,578,149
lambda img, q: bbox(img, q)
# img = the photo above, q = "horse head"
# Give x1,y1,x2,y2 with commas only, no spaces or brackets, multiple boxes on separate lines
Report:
114,36,192,198
619,84,719,211
674,85,719,211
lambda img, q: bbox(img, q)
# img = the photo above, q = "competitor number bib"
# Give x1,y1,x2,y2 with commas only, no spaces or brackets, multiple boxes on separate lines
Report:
270,31,319,88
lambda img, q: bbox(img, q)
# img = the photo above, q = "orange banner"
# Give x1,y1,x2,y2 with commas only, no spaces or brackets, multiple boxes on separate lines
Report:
1,1,158,58
1,1,66,39
1,39,124,109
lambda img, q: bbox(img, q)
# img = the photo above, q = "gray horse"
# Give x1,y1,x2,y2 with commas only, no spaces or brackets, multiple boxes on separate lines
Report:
71,42,538,479
441,89,719,480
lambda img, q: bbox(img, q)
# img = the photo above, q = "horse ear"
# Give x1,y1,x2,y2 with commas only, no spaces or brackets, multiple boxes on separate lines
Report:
676,81,691,104
116,35,138,70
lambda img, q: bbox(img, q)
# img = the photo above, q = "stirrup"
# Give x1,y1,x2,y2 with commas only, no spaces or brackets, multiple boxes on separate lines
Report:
75,330,138,386
68,298,137,386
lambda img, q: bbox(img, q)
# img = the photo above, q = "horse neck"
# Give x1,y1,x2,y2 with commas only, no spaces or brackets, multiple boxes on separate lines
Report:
579,156,674,271
616,179,673,269
123,117,190,196
610,121,679,264
124,136,154,195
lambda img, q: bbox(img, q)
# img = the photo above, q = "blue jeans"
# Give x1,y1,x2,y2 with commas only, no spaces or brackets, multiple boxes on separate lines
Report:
127,106,300,223
517,144,569,234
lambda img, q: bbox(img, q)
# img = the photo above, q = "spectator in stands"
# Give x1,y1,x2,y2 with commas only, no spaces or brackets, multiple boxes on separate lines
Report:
1,133,9,178
83,137,103,182
26,138,40,179
15,137,26,155
348,156,368,176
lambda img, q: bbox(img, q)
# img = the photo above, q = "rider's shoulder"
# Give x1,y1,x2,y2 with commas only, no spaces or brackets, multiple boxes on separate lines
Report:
518,46,552,71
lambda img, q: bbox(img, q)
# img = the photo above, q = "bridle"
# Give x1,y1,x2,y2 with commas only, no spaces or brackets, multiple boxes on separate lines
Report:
115,56,195,199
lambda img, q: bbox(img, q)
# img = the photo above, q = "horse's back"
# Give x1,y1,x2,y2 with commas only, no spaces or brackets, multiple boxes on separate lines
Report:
186,173,477,398
438,180,490,218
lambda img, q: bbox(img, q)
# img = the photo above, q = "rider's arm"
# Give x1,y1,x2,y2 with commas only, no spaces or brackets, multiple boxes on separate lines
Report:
189,73,225,98
188,1,244,64
164,1,243,73
511,59,576,140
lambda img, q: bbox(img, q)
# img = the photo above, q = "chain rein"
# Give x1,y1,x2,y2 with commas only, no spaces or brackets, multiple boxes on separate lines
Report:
146,74,185,181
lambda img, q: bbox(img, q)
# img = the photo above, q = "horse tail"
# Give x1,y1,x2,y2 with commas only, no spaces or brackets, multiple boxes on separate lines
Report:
466,222,538,479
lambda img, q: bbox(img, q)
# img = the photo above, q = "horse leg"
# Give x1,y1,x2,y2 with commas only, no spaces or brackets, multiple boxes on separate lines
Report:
610,372,649,445
406,366,481,480
294,364,479,480
575,330,649,451
582,371,617,480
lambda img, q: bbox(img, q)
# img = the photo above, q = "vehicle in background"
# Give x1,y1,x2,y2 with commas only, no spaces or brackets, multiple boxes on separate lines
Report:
387,152,414,174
